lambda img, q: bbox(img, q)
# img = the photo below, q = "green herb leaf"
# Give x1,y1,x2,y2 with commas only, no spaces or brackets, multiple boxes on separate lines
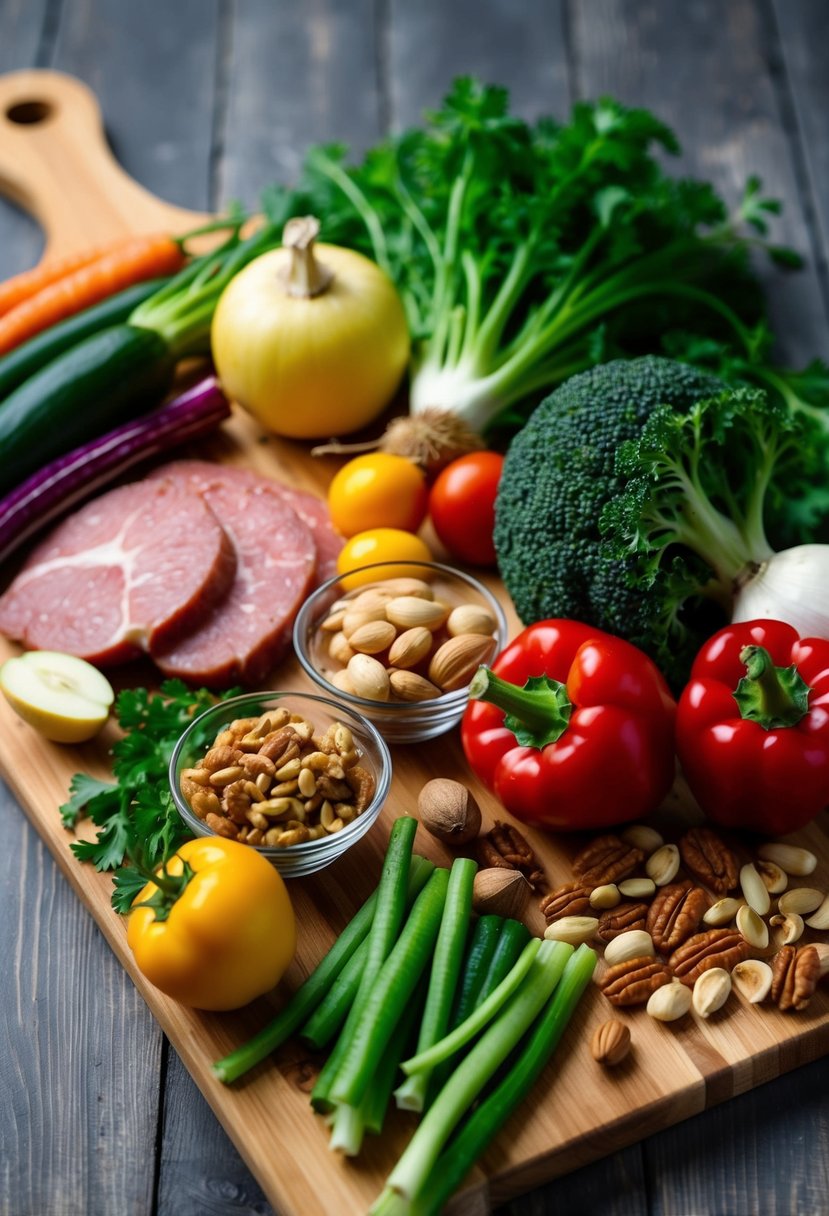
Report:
63,683,241,911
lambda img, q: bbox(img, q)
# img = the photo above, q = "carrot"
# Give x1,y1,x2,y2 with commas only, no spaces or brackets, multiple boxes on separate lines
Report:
0,240,138,318
0,234,186,355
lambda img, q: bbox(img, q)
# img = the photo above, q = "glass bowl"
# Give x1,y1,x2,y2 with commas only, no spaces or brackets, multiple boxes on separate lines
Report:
293,560,508,745
169,691,391,877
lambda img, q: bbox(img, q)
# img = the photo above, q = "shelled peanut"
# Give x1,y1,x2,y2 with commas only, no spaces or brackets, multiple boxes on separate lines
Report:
179,708,376,847
541,824,829,1020
317,577,498,703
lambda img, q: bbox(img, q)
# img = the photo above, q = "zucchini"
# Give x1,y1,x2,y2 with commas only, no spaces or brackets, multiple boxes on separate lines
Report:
0,324,173,496
0,277,169,401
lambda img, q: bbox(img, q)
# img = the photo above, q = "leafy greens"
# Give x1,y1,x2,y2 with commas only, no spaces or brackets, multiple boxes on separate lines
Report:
264,77,828,440
61,680,234,913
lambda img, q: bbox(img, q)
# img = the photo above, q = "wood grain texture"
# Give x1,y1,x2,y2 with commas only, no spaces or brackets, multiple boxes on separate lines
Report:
0,778,163,1216
50,0,221,213
772,0,829,295
216,0,381,210
1,4,829,1215
570,0,829,366
0,0,50,273
386,0,571,128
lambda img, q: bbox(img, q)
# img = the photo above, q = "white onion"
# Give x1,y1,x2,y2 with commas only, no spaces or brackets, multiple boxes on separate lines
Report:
732,545,829,638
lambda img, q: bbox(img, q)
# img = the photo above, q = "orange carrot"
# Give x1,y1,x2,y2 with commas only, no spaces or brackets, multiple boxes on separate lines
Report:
0,234,186,355
0,240,137,318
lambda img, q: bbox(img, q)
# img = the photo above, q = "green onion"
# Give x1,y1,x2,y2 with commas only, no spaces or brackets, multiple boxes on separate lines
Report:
212,868,379,1085
312,815,419,1111
476,918,531,1003
371,939,573,1208
400,937,541,1078
302,856,434,1051
412,944,597,1216
329,985,426,1157
394,856,477,1112
448,914,502,1029
328,867,450,1109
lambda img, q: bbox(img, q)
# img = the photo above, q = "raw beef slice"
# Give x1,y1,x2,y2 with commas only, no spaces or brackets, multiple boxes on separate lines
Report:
0,479,236,665
155,460,343,585
150,468,316,686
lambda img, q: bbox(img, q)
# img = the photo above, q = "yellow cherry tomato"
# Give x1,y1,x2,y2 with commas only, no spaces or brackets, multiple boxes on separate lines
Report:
127,837,295,1011
328,453,429,538
336,528,433,588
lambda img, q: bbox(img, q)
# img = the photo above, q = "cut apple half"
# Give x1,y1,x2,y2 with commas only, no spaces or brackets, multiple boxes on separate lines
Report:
0,650,115,744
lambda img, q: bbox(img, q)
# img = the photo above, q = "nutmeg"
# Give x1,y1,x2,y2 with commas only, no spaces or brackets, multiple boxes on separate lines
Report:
417,778,482,844
472,868,531,919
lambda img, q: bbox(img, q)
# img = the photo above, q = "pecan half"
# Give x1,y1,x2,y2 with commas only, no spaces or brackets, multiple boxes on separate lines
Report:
479,820,548,892
668,929,750,985
597,901,649,942
679,827,738,895
572,834,644,887
599,955,673,1006
647,881,709,952
771,944,821,1012
540,881,592,923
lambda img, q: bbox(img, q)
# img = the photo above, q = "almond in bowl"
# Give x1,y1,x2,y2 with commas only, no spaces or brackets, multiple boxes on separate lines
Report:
293,560,508,744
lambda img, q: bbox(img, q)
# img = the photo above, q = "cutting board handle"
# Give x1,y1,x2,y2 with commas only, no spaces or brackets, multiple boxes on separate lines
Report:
0,69,209,262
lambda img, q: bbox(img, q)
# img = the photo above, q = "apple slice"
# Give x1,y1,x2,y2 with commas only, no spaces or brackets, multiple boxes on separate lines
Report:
0,650,115,743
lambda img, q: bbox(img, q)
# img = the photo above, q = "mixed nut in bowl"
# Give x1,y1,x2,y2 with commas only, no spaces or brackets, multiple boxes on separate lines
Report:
293,560,508,744
169,691,391,877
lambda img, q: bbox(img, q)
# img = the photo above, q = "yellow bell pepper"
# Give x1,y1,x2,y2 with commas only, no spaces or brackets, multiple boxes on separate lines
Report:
127,837,296,1011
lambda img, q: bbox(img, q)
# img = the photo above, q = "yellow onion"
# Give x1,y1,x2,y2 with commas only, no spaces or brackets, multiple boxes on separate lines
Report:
211,216,410,439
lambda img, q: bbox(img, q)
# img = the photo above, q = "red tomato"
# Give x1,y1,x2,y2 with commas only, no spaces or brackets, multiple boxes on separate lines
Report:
428,452,504,566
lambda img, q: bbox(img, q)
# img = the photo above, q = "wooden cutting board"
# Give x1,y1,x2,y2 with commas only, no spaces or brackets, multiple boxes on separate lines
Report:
0,68,827,1216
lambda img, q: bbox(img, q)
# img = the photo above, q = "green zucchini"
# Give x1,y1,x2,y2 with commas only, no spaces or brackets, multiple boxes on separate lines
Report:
0,277,169,401
0,323,173,496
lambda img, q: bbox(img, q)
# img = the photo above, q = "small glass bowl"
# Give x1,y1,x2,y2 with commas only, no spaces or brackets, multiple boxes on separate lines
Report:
169,691,391,877
293,560,508,745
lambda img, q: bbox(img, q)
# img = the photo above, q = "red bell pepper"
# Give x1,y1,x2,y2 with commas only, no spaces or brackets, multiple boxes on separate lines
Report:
460,620,676,831
676,619,829,835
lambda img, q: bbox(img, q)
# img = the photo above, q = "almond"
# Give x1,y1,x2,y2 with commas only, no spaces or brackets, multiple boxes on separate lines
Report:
341,604,390,638
428,633,498,692
385,595,449,631
446,604,497,637
388,669,442,702
347,619,397,655
388,626,434,669
346,653,390,701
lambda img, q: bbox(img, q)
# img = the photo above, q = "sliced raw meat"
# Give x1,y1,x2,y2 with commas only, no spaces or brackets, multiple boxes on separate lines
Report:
0,479,236,666
150,467,316,686
154,460,343,585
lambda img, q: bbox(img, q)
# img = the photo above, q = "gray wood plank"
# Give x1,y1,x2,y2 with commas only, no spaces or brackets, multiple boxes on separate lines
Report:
773,0,829,297
157,1048,274,1216
0,779,162,1216
217,0,382,210
570,0,829,367
0,0,50,71
50,0,220,210
0,0,51,273
387,0,571,128
649,1061,829,1216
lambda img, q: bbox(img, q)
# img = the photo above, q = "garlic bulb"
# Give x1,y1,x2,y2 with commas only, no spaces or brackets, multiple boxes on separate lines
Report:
732,545,829,638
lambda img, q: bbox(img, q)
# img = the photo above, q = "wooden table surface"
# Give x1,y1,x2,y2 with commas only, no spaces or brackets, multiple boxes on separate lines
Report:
2,2,829,1213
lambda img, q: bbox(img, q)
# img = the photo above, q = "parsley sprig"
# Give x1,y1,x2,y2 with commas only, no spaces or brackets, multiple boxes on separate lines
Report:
61,680,238,913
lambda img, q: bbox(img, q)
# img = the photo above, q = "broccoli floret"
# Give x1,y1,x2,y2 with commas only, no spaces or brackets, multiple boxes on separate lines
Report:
495,356,829,688
494,357,726,686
